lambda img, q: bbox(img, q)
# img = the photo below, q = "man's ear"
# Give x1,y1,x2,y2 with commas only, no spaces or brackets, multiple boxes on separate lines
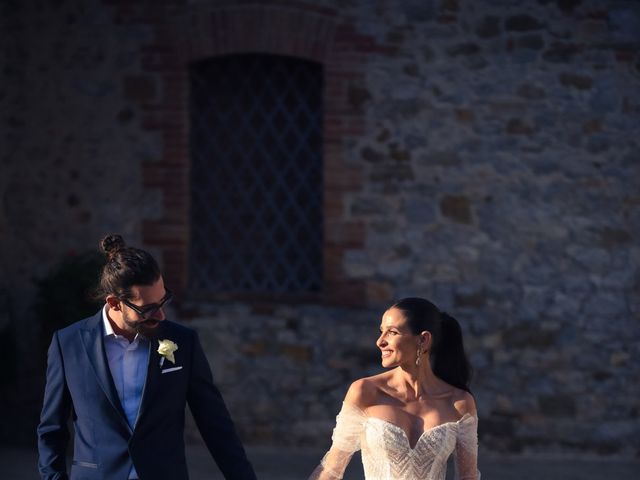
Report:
106,295,120,310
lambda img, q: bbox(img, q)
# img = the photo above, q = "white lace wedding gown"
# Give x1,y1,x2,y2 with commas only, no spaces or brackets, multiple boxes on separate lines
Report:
309,403,480,480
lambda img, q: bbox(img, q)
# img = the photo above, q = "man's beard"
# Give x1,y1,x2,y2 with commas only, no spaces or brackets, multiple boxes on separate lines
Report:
122,310,161,339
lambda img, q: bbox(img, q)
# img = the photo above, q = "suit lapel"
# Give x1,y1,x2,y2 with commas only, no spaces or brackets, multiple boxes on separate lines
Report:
134,329,163,429
80,311,130,431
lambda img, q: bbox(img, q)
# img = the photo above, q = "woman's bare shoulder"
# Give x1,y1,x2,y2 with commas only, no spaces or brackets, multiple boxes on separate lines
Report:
451,388,477,417
344,372,391,409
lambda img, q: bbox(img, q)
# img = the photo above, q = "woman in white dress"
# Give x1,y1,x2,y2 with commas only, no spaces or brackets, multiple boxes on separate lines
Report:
309,297,480,480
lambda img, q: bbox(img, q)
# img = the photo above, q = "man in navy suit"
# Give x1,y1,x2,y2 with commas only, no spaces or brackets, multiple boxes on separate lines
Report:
37,235,257,479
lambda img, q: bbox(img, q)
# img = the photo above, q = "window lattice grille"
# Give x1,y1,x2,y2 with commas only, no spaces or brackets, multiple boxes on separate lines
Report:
189,54,323,295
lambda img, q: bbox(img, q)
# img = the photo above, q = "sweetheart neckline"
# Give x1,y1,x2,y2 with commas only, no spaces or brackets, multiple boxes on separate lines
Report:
366,413,473,451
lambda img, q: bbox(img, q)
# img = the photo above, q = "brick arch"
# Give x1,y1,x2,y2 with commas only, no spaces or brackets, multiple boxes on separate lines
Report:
183,4,338,62
129,2,394,306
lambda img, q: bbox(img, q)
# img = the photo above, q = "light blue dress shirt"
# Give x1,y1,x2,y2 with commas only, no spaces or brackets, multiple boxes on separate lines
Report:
102,307,150,480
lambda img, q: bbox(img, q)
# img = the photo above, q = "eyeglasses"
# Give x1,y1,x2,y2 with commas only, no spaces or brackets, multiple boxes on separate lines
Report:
120,289,173,320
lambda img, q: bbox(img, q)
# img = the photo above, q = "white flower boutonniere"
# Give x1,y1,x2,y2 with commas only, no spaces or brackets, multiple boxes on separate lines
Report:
158,339,178,367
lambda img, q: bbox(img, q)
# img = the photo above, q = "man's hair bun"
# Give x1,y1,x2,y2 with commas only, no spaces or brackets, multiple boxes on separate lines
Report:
100,234,126,261
94,233,160,300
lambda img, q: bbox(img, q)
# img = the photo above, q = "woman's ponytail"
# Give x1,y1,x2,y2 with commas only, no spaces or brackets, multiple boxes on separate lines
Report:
431,312,472,393
391,298,473,393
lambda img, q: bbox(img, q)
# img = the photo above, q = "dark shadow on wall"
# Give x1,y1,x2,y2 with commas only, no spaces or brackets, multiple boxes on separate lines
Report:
0,251,102,446
34,251,103,358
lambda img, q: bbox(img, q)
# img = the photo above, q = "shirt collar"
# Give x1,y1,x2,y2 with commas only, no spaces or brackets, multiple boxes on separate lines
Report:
102,305,116,337
102,305,144,344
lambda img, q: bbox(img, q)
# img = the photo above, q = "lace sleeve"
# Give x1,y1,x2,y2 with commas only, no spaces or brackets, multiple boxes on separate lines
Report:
454,414,480,480
308,402,367,480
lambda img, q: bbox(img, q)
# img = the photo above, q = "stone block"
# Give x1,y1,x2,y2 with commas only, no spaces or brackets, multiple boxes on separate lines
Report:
403,63,420,77
475,16,501,38
538,395,577,417
421,45,436,62
516,34,545,50
481,414,515,436
361,146,385,164
582,292,625,318
280,344,312,362
595,227,633,247
446,42,481,56
277,330,299,343
376,257,411,277
578,19,609,43
542,42,580,62
401,3,436,22
369,163,414,182
589,80,621,113
388,143,411,162
470,351,490,370
242,340,267,356
582,118,603,134
439,195,472,224
423,150,462,167
343,249,375,278
559,72,593,90
609,8,640,43
556,0,582,14
503,325,555,349
587,135,611,154
505,14,544,32
566,245,611,270
349,196,395,216
506,118,536,135
405,198,436,224
454,289,486,308
481,333,502,349
610,351,630,366
347,83,372,110
454,108,475,124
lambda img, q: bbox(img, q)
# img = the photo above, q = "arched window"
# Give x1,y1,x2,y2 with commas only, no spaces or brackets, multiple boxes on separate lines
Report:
189,53,323,297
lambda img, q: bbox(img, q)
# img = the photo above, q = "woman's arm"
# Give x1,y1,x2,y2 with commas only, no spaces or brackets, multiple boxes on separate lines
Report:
453,391,480,480
308,380,372,480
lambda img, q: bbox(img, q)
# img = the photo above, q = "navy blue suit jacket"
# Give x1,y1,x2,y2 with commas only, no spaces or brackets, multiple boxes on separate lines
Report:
37,311,257,480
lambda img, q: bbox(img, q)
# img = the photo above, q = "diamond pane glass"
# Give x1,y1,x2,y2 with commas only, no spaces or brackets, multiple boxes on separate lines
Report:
189,54,323,295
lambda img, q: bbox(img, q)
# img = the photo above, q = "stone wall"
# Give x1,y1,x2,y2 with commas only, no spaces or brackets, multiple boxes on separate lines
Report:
1,0,639,455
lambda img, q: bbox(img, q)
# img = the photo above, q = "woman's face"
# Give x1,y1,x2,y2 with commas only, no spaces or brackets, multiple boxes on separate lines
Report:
376,307,420,368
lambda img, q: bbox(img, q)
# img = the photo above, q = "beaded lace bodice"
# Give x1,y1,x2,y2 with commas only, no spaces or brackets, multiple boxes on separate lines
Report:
309,403,480,480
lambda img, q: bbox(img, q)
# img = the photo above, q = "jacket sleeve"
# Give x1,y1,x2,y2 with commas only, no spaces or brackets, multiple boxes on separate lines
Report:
187,331,257,480
37,331,71,480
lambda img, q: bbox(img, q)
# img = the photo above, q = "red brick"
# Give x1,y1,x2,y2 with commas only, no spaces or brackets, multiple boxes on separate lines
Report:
325,280,365,306
325,166,362,190
142,162,188,186
323,247,343,271
143,221,188,245
325,221,365,247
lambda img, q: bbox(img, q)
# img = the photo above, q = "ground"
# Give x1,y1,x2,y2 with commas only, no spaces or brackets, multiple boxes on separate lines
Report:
4,443,639,479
